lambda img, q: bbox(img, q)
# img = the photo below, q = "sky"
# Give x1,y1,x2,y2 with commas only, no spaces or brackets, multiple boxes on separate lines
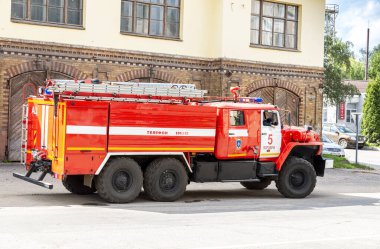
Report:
326,0,380,57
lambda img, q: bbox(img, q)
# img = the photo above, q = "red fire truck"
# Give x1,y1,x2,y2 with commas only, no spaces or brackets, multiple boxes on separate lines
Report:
14,79,325,203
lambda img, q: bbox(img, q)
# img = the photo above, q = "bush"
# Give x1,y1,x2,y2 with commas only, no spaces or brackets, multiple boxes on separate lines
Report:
362,77,380,145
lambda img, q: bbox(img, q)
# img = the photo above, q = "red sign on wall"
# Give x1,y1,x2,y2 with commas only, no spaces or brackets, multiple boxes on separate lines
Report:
339,102,345,120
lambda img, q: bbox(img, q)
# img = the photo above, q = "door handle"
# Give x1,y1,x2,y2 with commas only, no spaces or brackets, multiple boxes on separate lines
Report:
262,133,267,135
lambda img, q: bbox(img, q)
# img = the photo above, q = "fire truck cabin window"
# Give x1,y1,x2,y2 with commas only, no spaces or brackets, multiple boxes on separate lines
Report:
230,110,245,126
263,111,279,126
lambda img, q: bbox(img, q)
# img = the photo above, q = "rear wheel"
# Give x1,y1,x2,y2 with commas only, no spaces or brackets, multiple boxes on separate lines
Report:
96,157,143,203
62,175,96,195
240,178,272,190
276,157,316,198
143,158,188,202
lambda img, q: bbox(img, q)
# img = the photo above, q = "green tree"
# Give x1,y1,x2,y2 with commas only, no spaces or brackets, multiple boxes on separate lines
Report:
369,50,380,79
362,77,380,144
343,58,365,80
324,34,359,105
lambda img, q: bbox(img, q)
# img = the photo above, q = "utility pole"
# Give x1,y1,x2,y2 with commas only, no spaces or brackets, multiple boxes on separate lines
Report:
365,27,370,81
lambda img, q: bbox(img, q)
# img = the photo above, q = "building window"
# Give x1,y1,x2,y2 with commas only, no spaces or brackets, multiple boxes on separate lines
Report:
251,0,298,49
346,103,357,123
11,0,83,26
121,0,180,39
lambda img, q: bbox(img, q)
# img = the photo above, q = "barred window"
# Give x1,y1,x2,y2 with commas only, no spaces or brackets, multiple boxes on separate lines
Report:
121,0,180,39
251,0,298,49
11,0,83,26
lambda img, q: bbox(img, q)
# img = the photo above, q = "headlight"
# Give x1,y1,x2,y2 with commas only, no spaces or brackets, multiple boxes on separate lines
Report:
350,136,356,140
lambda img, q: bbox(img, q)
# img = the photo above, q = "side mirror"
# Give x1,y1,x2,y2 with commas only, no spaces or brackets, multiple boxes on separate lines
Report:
335,131,339,135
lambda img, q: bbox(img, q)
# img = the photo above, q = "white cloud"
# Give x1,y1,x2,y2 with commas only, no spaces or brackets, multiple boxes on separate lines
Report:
327,0,380,56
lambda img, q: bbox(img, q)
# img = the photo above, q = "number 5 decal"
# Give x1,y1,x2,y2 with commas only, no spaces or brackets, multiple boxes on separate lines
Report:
268,134,273,145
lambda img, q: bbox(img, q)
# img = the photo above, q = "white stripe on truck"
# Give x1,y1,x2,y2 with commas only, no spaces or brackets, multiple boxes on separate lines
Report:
66,125,107,135
228,129,248,137
109,127,216,137
65,125,216,137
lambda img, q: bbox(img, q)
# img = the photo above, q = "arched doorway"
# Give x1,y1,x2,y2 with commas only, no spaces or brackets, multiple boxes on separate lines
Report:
7,71,72,161
249,87,300,126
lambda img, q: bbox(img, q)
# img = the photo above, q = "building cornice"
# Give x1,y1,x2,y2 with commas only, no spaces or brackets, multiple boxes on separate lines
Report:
0,38,324,80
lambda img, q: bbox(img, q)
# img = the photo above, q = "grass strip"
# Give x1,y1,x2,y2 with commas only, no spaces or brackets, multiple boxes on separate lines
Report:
323,154,374,170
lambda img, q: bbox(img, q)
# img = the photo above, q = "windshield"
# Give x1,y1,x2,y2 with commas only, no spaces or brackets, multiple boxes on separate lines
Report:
337,126,355,133
322,135,332,143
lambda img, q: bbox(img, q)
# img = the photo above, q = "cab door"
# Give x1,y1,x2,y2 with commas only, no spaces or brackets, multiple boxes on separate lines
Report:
227,110,249,158
260,110,282,158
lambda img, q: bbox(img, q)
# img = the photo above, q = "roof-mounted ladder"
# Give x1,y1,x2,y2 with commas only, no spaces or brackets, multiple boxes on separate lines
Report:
47,80,207,98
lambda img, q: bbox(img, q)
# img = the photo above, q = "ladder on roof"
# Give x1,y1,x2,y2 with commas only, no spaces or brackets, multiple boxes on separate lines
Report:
20,104,28,165
47,79,207,98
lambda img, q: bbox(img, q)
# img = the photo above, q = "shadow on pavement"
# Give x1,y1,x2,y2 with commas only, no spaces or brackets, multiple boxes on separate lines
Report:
2,163,380,214
1,188,379,215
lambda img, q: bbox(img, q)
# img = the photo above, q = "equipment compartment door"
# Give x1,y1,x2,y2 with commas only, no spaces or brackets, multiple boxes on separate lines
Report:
227,110,249,158
260,110,281,158
64,101,109,175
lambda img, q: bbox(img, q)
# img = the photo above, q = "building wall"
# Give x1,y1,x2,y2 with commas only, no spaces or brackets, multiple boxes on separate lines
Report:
0,0,325,160
0,39,324,160
0,0,325,67
324,94,366,132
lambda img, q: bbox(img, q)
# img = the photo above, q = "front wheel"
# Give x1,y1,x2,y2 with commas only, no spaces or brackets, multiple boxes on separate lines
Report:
276,157,316,198
241,178,272,190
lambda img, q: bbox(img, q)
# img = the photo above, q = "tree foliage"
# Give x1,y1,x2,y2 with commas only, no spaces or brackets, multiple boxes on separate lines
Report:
362,77,380,144
324,34,359,105
343,58,365,80
369,50,380,79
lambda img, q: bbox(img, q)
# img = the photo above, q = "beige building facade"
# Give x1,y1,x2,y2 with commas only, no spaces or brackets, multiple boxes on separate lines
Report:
0,0,325,161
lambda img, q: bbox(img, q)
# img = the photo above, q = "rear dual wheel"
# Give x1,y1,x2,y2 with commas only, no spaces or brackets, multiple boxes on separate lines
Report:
143,158,188,202
96,157,143,203
62,175,96,195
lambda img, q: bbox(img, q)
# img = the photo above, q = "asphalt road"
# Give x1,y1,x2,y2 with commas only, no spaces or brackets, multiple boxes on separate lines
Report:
1,163,380,249
345,148,380,169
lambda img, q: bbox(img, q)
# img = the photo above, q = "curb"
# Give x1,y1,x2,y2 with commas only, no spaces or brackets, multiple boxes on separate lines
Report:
346,159,380,169
363,146,380,151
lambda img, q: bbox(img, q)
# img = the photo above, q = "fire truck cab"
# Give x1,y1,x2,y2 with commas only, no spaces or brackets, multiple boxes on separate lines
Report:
14,80,325,203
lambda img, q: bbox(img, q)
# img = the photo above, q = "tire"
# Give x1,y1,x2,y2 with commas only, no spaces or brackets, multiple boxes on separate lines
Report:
338,139,348,149
95,157,143,203
241,178,272,190
143,158,188,202
276,157,316,198
62,175,96,195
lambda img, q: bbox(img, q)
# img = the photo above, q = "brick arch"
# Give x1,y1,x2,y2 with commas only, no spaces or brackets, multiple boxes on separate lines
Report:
4,61,87,80
116,69,184,83
244,78,303,98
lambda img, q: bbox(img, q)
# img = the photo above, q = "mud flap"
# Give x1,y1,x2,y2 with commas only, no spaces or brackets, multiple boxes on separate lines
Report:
313,155,326,177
